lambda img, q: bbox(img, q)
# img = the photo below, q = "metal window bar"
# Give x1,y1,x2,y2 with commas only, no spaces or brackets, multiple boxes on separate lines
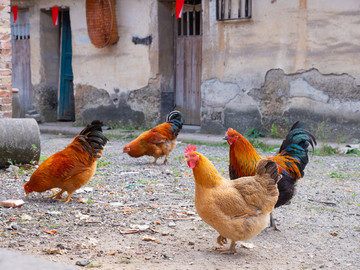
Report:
216,0,252,21
11,13,30,40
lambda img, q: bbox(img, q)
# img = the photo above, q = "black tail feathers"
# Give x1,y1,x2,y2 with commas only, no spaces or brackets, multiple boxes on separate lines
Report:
278,121,317,177
80,120,108,158
166,110,184,137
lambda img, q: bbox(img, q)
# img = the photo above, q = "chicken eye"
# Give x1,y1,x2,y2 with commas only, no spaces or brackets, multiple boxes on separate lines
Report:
231,135,234,138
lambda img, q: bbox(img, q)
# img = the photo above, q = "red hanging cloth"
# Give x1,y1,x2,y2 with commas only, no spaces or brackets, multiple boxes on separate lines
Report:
12,6,18,23
176,0,185,19
52,6,59,25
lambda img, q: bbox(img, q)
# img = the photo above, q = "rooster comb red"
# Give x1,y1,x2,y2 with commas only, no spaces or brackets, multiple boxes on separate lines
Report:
184,145,197,157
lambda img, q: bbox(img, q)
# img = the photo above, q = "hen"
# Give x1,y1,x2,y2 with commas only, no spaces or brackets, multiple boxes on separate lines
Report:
185,145,280,254
224,121,316,230
23,120,108,203
123,111,184,164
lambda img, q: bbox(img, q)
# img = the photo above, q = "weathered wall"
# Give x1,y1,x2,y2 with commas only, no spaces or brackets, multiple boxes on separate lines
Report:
28,0,162,126
0,0,12,118
201,0,360,141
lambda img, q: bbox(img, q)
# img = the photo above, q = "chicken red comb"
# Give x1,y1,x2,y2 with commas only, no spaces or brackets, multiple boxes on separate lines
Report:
225,128,233,137
184,145,197,157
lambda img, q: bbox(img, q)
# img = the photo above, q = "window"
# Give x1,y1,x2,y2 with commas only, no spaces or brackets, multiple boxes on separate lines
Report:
216,0,252,21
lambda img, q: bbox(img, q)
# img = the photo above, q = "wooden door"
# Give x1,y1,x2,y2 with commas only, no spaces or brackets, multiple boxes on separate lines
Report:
11,9,33,118
58,11,75,120
175,1,202,125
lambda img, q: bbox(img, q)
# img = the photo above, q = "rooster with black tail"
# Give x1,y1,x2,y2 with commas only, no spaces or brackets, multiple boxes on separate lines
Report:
224,121,316,230
123,111,184,164
24,120,108,203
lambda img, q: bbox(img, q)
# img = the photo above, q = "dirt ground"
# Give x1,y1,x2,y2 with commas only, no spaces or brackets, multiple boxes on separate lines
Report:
0,134,359,270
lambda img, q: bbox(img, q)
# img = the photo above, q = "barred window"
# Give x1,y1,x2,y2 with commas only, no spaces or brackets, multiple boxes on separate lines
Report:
216,0,252,21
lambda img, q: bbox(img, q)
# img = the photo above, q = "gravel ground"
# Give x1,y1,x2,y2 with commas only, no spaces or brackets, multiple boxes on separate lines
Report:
0,134,359,270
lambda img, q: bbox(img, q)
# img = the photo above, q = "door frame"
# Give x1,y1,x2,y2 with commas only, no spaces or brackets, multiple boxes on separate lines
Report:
58,10,75,121
174,1,202,126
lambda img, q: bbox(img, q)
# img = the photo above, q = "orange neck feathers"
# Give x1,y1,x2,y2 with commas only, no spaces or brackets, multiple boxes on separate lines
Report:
191,153,223,187
229,132,262,177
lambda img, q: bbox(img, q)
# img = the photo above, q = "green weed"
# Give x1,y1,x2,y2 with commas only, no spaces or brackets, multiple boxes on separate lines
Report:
97,160,112,168
245,128,264,139
182,140,227,147
314,144,340,156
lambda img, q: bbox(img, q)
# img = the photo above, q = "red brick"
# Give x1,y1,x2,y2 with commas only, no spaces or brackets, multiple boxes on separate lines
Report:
0,90,11,97
0,69,11,76
0,48,11,54
0,34,10,40
0,41,11,48
2,112,12,118
1,97,12,104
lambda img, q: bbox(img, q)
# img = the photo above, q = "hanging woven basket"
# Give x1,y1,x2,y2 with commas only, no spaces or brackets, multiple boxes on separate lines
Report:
86,0,119,48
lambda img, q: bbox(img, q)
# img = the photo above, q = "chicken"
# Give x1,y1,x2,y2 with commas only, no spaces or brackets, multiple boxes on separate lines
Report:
123,110,184,164
224,121,316,230
23,120,108,203
184,145,280,254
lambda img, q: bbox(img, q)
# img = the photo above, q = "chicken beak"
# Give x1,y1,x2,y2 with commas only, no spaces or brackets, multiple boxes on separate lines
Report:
223,136,228,140
184,158,189,162
25,192,29,196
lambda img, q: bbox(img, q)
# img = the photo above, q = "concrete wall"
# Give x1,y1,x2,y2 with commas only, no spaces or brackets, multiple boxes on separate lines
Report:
28,0,162,126
201,0,360,141
0,0,12,118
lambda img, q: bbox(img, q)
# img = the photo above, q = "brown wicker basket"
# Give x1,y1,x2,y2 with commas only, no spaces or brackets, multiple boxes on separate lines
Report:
86,0,119,48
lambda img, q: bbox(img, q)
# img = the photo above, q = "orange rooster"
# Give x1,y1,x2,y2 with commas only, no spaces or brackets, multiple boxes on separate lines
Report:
123,111,184,164
23,120,108,203
224,121,316,230
185,145,280,254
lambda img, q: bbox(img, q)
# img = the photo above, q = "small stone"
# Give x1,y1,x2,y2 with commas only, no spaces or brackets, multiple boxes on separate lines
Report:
168,222,176,227
56,243,66,250
75,260,90,266
21,214,32,221
145,257,151,260
188,241,195,245
161,231,169,236
109,202,124,207
142,235,156,241
6,165,20,172
11,223,21,230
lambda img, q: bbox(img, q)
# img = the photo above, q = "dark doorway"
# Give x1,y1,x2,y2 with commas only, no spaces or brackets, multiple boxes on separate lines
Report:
58,11,75,120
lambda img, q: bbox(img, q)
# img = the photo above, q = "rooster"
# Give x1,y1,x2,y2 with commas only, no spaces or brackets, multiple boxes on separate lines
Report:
185,145,280,254
123,110,184,164
23,120,108,203
224,121,316,230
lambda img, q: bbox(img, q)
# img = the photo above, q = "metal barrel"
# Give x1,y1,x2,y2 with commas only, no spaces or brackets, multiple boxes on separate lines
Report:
0,118,41,168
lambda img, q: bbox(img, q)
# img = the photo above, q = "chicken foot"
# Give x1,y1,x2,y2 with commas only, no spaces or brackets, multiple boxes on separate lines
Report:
57,192,74,203
45,189,65,199
216,240,237,254
269,212,281,231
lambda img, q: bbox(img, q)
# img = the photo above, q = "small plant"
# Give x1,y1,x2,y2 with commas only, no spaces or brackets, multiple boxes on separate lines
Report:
270,124,282,138
314,144,339,156
245,128,264,139
183,140,227,147
315,120,329,142
346,148,360,156
329,171,344,178
97,160,112,168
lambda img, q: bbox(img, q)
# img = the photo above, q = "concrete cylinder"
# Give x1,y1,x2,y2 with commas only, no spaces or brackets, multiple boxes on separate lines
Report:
0,118,41,168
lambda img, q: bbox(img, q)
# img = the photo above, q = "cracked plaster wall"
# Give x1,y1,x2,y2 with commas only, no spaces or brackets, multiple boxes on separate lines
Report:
202,69,360,142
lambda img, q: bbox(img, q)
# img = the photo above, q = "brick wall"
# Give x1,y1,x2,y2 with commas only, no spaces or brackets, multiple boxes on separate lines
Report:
0,0,12,118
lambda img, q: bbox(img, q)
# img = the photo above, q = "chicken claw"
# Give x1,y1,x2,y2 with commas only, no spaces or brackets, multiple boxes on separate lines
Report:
217,235,227,246
216,240,237,254
45,190,65,199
